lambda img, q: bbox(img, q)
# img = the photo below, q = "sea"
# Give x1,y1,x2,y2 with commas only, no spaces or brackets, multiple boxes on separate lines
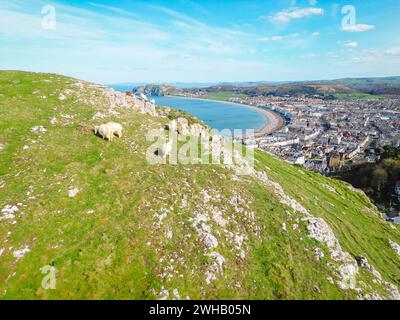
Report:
151,96,267,133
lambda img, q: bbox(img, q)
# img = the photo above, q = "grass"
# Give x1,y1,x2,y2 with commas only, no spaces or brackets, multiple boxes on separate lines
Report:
197,91,250,102
254,151,400,292
331,93,386,100
0,70,399,300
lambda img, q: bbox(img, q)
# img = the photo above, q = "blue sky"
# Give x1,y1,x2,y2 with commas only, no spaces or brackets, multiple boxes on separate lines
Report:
0,0,399,83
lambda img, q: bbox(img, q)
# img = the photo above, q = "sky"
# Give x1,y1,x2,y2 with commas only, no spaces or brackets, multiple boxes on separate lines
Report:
0,0,399,84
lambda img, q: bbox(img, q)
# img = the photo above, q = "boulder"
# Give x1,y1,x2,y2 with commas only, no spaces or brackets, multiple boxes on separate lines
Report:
68,187,80,198
389,239,400,257
314,248,325,260
176,117,190,135
31,126,47,133
166,120,177,132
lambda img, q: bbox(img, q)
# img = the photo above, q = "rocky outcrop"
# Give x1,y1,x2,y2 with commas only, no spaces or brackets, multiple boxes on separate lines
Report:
31,126,47,133
133,84,181,97
176,117,190,136
254,170,360,290
100,87,158,117
158,113,399,298
70,82,158,118
389,240,400,257
223,147,399,299
167,117,209,139
1,205,19,221
356,256,400,300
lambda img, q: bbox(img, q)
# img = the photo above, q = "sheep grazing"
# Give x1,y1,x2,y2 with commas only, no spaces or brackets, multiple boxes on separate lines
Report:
94,122,123,142
106,122,123,138
94,124,114,142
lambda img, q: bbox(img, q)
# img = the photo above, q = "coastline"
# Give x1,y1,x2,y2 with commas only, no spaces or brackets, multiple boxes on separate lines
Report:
164,95,285,137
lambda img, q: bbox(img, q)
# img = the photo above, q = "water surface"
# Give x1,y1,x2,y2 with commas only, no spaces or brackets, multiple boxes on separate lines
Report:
153,96,267,132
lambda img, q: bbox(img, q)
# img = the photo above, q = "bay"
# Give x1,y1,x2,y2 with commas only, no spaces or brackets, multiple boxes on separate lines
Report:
152,96,267,133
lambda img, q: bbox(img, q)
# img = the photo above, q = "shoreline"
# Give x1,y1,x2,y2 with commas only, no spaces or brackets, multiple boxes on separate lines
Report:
164,95,285,137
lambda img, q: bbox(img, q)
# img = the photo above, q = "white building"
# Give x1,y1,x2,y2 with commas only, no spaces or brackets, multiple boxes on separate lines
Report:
295,156,306,165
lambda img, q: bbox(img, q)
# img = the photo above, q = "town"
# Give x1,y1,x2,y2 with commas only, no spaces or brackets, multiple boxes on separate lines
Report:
225,95,400,221
230,96,400,175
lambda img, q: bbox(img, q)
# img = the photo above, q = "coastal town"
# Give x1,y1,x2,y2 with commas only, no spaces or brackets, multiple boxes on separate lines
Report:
225,94,400,220
229,96,400,175
141,84,400,217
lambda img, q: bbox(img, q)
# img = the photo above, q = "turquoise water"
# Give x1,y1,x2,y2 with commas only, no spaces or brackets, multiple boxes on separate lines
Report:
153,96,267,132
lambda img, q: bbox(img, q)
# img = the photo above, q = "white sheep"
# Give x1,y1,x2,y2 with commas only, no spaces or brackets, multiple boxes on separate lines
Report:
94,122,123,142
94,124,113,142
106,122,123,138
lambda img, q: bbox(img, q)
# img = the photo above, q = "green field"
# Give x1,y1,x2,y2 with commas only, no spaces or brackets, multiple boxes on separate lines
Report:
330,93,387,100
0,71,399,300
198,91,250,101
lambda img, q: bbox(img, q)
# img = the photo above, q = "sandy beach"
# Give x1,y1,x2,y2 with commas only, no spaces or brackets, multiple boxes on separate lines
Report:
165,95,285,137
223,100,285,137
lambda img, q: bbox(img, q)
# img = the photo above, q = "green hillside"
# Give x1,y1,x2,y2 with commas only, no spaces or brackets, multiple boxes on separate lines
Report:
180,76,400,99
0,71,399,300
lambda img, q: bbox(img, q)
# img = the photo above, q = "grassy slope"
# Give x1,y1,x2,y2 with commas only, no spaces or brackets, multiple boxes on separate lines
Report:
0,71,399,300
255,152,400,287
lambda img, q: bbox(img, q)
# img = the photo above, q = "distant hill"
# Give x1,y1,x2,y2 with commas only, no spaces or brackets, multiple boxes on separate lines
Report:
328,77,400,95
142,77,400,99
109,82,216,91
110,77,400,98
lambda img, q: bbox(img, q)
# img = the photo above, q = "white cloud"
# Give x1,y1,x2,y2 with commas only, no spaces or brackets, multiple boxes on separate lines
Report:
358,48,400,58
149,4,253,56
312,32,320,36
300,53,319,59
346,47,400,65
257,37,270,42
266,7,324,23
341,24,375,32
88,2,139,18
327,51,339,58
271,35,284,41
385,48,400,55
343,41,358,48
258,33,299,42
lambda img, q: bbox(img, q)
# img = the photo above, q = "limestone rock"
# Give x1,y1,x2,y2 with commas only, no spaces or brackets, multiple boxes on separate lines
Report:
314,248,325,261
68,187,79,198
389,239,400,257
